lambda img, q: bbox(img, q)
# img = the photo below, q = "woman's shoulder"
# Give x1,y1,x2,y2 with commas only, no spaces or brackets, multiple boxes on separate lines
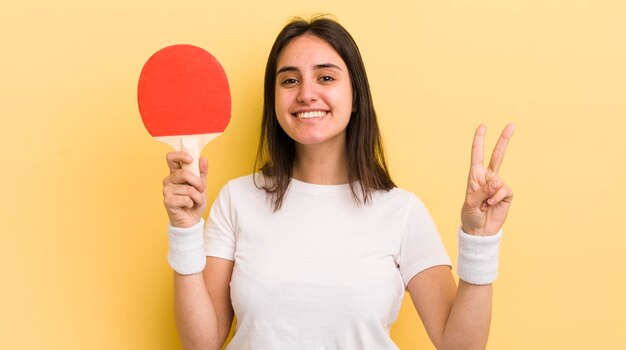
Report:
377,186,423,204
223,173,258,190
221,173,270,195
225,173,254,186
371,186,434,218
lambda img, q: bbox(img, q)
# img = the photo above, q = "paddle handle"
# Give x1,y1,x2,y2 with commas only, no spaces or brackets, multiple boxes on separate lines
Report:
181,135,200,177
154,133,222,177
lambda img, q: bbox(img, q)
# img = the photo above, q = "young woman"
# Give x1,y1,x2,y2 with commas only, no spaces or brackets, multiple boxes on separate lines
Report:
162,16,515,350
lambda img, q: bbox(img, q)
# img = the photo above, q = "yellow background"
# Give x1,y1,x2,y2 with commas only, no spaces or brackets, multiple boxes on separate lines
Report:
2,0,625,349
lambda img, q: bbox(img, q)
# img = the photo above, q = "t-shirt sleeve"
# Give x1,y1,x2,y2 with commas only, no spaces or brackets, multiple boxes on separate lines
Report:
398,194,452,287
204,182,236,261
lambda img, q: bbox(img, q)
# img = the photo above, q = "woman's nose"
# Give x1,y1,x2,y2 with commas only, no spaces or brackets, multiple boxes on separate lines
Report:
296,79,318,103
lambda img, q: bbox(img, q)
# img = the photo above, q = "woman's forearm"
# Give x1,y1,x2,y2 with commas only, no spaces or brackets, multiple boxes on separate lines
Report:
174,272,222,350
440,280,492,350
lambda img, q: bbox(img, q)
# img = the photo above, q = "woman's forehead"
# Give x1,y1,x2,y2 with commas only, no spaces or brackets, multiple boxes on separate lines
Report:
276,35,347,71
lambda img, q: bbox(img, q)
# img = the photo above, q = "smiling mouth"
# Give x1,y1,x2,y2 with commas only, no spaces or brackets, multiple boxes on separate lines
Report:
294,111,328,119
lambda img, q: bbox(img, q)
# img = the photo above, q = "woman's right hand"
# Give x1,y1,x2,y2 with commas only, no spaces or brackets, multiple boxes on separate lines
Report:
162,151,208,228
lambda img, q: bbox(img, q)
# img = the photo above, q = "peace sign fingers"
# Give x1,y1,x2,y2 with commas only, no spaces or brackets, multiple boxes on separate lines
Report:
470,124,516,171
487,123,516,173
462,123,516,235
470,124,487,168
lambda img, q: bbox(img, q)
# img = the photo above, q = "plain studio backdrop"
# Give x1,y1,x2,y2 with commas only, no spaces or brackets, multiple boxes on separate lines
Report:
1,1,624,349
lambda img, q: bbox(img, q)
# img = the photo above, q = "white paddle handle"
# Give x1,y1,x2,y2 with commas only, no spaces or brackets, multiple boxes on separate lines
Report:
181,135,200,177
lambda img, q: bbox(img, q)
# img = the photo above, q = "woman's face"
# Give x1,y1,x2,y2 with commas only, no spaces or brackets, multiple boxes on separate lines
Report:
274,34,353,147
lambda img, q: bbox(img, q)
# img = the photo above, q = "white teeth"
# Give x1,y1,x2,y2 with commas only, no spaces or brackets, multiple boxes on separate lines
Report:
296,111,327,119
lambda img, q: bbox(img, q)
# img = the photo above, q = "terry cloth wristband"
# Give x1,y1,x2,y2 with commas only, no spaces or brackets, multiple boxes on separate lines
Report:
167,218,206,275
457,226,503,285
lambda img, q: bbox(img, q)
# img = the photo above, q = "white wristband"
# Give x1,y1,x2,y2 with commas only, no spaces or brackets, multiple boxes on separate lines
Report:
167,219,206,275
457,226,502,285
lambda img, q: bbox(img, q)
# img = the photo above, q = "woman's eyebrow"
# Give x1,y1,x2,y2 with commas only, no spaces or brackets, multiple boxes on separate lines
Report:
276,63,343,76
276,66,298,76
314,63,342,71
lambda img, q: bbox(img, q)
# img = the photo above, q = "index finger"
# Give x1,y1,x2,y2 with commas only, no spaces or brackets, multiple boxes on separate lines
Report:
166,151,193,171
488,123,516,173
470,124,486,167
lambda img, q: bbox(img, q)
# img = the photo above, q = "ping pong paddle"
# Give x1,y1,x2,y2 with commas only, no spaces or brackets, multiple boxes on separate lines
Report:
138,44,231,176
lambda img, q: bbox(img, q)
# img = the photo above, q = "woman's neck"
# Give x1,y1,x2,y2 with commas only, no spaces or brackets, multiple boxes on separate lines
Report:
292,140,349,185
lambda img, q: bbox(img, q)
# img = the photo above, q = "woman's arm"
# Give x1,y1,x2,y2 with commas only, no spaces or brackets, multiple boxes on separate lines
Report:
163,152,235,349
174,257,234,350
408,124,515,349
407,266,492,350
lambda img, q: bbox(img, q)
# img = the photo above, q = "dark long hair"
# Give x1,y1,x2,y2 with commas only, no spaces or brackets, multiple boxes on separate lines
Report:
254,15,395,210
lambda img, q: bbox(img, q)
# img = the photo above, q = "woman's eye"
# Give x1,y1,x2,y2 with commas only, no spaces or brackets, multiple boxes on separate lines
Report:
281,78,298,85
320,76,334,82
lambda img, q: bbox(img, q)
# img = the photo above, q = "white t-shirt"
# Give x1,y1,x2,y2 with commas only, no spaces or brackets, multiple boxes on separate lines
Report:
204,174,451,349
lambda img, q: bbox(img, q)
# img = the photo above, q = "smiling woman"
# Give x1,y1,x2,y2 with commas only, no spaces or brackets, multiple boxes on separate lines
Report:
274,35,353,163
160,15,515,350
255,17,395,210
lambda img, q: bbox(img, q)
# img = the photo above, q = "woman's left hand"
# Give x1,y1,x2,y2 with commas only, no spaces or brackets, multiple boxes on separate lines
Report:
461,124,516,235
